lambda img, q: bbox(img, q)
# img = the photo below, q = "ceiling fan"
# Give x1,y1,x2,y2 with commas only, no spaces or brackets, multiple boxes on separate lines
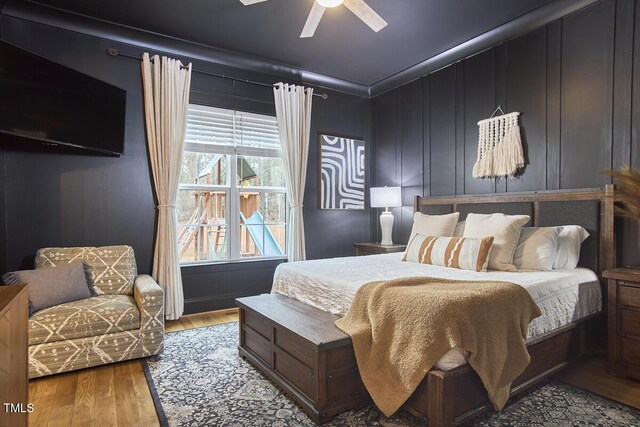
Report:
238,0,388,38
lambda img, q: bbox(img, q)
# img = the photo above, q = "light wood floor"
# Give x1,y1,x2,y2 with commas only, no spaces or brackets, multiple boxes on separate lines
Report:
28,308,640,426
554,351,640,409
28,308,239,427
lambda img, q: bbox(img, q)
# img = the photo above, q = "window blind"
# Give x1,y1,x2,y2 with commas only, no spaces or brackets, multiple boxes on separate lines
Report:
185,104,280,150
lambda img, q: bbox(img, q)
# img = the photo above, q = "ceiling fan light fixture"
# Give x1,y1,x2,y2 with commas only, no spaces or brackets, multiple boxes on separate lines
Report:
317,0,344,8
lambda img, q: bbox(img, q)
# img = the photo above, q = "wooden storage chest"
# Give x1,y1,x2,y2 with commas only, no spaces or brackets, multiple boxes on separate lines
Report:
236,294,370,424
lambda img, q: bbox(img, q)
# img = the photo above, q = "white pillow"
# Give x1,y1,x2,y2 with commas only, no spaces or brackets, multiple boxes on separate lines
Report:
453,221,465,237
513,227,560,271
463,213,530,271
408,212,460,242
553,225,590,270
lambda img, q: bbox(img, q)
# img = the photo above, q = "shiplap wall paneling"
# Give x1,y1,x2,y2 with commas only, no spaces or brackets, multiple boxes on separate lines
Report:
400,79,424,242
635,0,640,169
372,90,400,242
560,0,615,189
463,49,496,195
428,66,457,197
627,0,640,266
495,44,508,194
370,0,640,266
546,20,562,190
455,63,465,195
505,28,547,192
613,0,634,170
421,75,431,198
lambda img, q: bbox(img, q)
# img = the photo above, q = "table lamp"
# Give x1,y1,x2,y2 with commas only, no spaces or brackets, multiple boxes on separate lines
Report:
370,186,402,245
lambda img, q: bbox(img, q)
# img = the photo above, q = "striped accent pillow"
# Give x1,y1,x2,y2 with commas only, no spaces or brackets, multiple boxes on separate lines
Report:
403,234,494,272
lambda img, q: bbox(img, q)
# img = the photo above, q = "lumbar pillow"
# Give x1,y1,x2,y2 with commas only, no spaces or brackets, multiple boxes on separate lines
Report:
404,234,494,272
513,227,560,271
408,212,460,243
3,262,92,315
553,225,590,270
463,213,530,271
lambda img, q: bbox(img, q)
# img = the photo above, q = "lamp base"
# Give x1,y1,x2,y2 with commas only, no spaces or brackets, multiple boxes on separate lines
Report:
379,211,394,245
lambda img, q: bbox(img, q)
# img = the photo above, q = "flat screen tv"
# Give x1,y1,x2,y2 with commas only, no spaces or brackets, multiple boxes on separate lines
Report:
0,40,126,155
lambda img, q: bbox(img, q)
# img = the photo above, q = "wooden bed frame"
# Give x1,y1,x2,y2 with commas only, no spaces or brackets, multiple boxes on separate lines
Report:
239,185,615,426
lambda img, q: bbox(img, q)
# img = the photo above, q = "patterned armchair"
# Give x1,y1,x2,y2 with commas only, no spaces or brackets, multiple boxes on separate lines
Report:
27,246,164,378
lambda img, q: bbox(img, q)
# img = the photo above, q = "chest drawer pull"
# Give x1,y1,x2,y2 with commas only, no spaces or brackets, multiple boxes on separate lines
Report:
619,281,628,286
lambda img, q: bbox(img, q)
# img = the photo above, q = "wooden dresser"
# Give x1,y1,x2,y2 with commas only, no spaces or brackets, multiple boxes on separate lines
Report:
604,268,640,380
0,285,29,427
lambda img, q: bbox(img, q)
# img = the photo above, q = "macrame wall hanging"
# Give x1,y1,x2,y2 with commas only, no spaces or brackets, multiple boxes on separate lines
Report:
473,107,525,179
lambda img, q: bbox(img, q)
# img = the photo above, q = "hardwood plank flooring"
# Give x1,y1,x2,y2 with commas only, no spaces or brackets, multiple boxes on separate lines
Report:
113,362,143,426
131,362,161,427
28,308,238,427
554,351,640,409
93,364,117,427
70,369,95,427
164,309,238,333
29,375,58,426
28,307,639,426
46,371,78,426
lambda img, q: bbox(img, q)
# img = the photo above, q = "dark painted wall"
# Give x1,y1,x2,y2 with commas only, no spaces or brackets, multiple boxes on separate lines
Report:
0,12,371,313
371,0,640,267
3,0,636,318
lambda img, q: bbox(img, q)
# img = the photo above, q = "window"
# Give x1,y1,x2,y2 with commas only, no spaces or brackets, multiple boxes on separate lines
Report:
177,104,287,264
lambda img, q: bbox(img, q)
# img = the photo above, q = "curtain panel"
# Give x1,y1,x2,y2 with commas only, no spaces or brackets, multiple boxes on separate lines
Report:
141,53,192,320
273,83,314,262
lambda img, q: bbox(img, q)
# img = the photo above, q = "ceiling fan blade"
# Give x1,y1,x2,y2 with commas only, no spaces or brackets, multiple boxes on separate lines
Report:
343,0,387,32
300,2,326,38
239,0,268,5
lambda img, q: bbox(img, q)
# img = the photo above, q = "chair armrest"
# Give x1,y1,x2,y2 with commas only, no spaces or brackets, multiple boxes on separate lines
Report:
134,275,164,356
134,275,163,308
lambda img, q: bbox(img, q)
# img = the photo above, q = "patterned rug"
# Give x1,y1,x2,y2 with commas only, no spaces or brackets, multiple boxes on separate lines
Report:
143,322,640,426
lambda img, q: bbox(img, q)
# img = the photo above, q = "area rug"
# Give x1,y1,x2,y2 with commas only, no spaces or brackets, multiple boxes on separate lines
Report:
143,322,640,426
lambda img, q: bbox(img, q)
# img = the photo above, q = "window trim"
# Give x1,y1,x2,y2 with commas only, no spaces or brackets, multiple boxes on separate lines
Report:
184,142,282,158
179,254,288,268
178,104,288,266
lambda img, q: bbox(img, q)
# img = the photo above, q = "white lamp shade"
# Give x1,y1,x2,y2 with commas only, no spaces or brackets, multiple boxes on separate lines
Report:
370,186,402,208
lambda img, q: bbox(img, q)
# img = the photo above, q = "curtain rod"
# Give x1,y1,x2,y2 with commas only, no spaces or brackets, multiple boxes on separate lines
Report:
106,48,329,99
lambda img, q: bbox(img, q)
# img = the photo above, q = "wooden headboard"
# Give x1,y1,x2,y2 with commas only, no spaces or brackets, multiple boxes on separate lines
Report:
414,185,615,280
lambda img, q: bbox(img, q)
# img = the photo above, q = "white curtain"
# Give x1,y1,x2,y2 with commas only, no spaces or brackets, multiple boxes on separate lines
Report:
141,53,192,320
273,83,314,262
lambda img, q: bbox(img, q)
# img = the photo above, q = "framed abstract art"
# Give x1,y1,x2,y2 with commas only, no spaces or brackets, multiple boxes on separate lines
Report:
318,133,365,210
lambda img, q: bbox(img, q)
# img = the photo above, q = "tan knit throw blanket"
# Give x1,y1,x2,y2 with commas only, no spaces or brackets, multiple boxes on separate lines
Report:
335,276,542,417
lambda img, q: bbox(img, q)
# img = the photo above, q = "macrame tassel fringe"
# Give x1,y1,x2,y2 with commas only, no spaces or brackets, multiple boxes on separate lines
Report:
473,112,525,179
472,148,493,178
493,125,525,176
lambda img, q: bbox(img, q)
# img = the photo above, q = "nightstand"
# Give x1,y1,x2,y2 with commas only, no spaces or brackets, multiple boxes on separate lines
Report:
603,267,640,380
353,242,406,256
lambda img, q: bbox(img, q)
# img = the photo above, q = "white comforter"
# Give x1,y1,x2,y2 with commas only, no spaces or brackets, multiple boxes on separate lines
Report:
272,253,601,370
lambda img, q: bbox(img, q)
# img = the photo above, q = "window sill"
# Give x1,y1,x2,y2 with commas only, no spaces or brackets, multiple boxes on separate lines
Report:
179,256,288,268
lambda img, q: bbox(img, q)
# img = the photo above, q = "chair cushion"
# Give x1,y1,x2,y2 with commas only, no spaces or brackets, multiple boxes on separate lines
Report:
35,246,137,295
29,295,140,345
